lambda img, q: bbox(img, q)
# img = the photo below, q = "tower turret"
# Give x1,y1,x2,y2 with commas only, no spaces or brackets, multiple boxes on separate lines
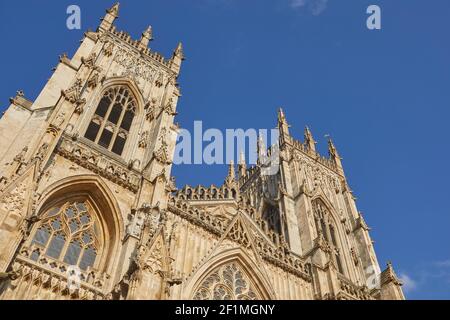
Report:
328,137,344,175
138,26,153,50
170,42,184,75
277,108,291,144
304,126,316,152
98,2,119,33
224,160,237,187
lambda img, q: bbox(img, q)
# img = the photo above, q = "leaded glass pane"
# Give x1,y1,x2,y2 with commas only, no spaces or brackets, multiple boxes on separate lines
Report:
111,135,126,156
85,121,100,142
79,247,97,271
85,86,135,156
30,200,101,273
120,110,133,131
95,97,110,117
79,213,90,225
32,227,51,247
63,240,82,265
76,202,87,212
108,103,122,124
30,249,40,261
46,207,60,217
51,218,62,231
65,207,76,219
82,232,93,245
98,128,113,149
69,220,79,233
45,233,66,259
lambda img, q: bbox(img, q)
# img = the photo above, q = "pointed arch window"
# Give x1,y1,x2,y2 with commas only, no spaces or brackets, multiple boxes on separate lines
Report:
28,200,102,271
85,86,136,156
193,262,260,300
313,199,345,275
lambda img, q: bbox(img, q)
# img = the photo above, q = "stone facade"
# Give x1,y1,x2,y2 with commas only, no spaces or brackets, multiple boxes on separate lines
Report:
0,4,404,300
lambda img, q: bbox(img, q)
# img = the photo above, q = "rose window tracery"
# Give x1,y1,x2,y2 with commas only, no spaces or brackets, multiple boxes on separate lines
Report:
193,262,259,300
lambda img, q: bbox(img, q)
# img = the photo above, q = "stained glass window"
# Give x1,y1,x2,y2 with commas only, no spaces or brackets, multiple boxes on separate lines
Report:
313,199,345,275
193,262,259,300
84,86,136,156
29,200,101,271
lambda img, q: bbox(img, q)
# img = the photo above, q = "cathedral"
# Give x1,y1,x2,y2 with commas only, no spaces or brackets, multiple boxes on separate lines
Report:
0,4,404,300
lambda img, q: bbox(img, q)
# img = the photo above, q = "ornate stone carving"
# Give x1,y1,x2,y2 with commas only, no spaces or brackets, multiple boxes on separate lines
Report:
87,72,100,89
113,47,160,83
57,136,140,192
81,52,98,70
103,41,114,57
138,131,149,149
0,182,27,217
163,98,177,116
193,262,259,300
227,218,251,248
62,79,83,104
153,143,171,165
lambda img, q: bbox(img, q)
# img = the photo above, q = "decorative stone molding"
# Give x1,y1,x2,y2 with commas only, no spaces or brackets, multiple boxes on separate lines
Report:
62,79,83,104
87,72,100,89
103,41,114,57
153,143,171,165
81,53,98,70
8,254,106,300
138,131,149,149
113,47,163,83
337,274,372,300
56,136,140,192
163,98,177,116
176,184,238,202
167,196,311,281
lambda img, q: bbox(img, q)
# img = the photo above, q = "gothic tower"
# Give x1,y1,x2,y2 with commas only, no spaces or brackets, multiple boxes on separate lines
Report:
0,4,404,300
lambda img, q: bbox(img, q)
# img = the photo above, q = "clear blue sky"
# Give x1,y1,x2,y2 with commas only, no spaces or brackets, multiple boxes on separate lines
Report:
1,0,449,299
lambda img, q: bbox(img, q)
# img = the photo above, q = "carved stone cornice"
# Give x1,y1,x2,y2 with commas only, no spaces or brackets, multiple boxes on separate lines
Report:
337,274,373,300
56,136,140,192
12,253,107,300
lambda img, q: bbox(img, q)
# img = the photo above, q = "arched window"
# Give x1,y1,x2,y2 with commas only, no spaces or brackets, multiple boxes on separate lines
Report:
193,262,260,300
85,86,136,156
28,200,102,271
313,199,344,275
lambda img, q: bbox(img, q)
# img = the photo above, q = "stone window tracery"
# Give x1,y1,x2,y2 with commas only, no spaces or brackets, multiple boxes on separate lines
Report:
28,200,102,271
313,199,345,275
85,86,136,156
193,262,260,300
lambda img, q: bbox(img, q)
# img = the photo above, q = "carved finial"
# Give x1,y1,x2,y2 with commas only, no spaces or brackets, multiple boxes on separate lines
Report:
278,107,286,122
225,160,236,186
108,2,120,16
139,25,153,49
99,2,120,33
170,42,184,74
174,42,184,60
304,126,316,152
327,136,339,159
277,108,290,142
